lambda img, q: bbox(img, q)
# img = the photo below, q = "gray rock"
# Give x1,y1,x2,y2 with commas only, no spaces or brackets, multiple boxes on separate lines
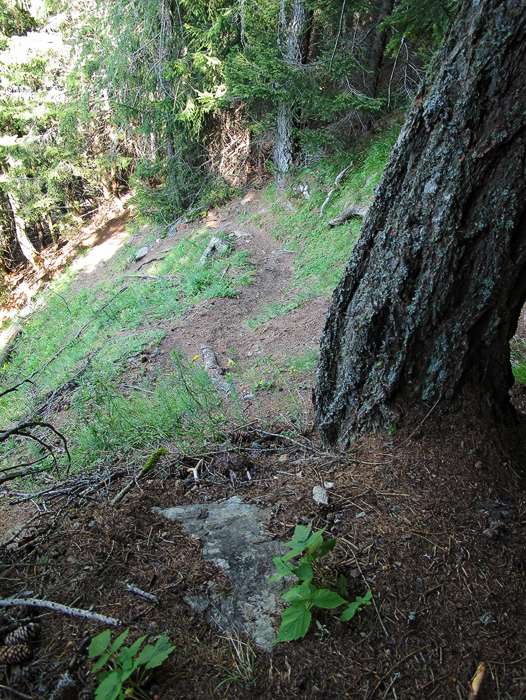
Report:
134,246,149,261
312,485,328,505
153,496,285,650
199,236,231,266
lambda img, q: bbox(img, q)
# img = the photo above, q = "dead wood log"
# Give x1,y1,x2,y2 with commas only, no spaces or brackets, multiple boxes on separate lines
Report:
328,203,370,227
200,344,232,396
319,162,354,218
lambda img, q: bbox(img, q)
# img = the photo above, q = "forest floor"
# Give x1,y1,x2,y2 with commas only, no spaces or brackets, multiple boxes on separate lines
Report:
1,129,526,699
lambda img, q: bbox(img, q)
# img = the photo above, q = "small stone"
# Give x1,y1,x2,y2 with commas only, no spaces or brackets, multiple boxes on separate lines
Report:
199,236,231,265
134,246,149,261
312,485,329,506
479,612,496,625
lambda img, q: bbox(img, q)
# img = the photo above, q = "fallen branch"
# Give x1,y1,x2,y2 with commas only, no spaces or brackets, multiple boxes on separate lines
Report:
200,344,232,396
0,597,121,626
125,584,159,604
328,203,370,227
110,448,167,506
319,162,353,218
137,254,168,271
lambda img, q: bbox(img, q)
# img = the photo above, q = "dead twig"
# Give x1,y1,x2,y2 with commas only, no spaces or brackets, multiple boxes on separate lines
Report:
0,597,122,626
125,584,159,604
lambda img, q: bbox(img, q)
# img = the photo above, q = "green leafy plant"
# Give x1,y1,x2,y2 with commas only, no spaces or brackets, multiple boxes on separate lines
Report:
271,525,372,642
88,628,175,700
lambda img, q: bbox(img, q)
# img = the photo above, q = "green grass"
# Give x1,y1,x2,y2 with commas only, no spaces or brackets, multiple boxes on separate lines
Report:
511,339,526,384
0,225,253,475
246,124,400,327
240,349,320,394
70,353,227,470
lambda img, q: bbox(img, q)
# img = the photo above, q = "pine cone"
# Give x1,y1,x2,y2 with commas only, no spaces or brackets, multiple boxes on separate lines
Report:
9,663,33,683
4,622,40,646
0,643,32,665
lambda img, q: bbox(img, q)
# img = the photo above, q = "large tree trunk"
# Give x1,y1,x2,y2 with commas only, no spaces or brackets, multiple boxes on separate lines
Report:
5,191,42,271
363,0,395,99
274,0,307,187
315,0,526,447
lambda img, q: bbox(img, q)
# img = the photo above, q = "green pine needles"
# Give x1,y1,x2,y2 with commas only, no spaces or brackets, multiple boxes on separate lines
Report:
271,525,372,643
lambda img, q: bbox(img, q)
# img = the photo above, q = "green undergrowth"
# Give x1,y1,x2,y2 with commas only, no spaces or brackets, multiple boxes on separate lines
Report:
511,339,526,384
70,354,227,471
0,226,252,474
247,124,400,328
239,349,319,395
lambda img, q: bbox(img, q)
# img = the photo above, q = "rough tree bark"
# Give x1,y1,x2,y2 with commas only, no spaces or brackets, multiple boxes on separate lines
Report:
274,0,307,187
363,0,395,99
315,0,526,446
5,191,42,270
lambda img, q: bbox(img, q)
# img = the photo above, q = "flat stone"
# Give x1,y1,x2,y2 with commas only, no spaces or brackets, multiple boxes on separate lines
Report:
134,246,149,261
153,496,284,650
199,236,231,265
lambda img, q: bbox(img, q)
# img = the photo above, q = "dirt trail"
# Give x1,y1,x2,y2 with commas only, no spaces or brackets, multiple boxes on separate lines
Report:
153,192,327,372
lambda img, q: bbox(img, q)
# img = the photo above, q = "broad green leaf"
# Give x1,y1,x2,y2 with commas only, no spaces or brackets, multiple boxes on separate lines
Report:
282,542,312,561
282,582,315,604
126,635,148,658
270,556,295,581
92,650,113,675
277,603,312,642
110,629,129,654
340,590,373,622
290,524,311,545
317,537,336,557
311,588,346,609
336,573,349,599
144,635,175,670
135,643,156,668
118,651,137,683
89,629,112,659
94,670,122,700
295,561,313,582
305,529,325,555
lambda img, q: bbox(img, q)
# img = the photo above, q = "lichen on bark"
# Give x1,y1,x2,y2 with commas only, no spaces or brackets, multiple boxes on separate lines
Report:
314,0,526,446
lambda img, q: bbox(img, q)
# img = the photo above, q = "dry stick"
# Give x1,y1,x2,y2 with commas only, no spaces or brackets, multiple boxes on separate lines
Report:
366,647,429,699
125,584,159,604
0,598,122,626
0,683,33,700
137,254,168,271
348,546,389,639
111,450,166,506
319,161,353,218
399,395,442,446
